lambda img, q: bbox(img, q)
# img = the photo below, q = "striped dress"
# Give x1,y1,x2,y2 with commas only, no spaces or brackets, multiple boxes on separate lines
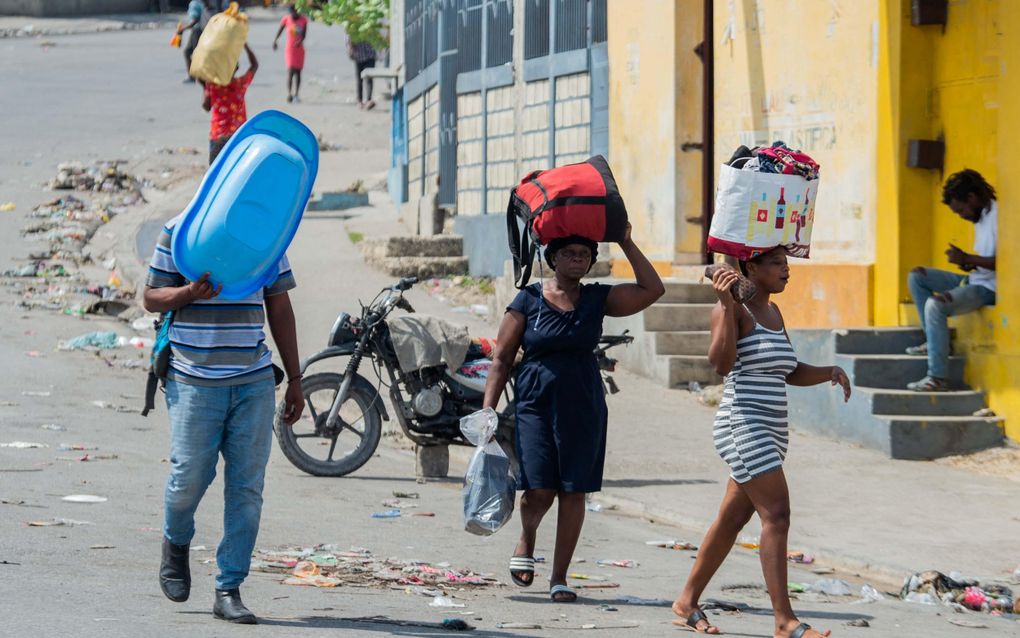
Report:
713,308,799,483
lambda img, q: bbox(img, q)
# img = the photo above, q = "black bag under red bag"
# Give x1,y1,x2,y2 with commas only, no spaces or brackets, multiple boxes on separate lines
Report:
506,155,628,289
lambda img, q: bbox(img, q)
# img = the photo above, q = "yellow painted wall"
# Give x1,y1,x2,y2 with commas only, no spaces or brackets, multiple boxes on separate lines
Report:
781,265,873,329
607,0,702,267
875,0,1018,441
988,3,1020,441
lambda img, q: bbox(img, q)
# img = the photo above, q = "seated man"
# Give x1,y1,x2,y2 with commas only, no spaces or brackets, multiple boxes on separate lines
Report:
906,169,997,392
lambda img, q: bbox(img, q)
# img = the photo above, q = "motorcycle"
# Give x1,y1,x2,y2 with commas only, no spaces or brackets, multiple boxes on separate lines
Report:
274,276,634,477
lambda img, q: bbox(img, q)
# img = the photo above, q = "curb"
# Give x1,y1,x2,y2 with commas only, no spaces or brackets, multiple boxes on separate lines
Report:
0,19,171,39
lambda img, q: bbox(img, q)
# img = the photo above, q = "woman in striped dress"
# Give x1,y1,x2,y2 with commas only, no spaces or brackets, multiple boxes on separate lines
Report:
671,248,851,637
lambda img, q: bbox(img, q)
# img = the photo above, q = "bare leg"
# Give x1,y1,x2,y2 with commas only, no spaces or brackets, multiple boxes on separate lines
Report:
549,491,585,601
294,69,302,99
512,488,556,586
740,470,830,638
673,479,754,633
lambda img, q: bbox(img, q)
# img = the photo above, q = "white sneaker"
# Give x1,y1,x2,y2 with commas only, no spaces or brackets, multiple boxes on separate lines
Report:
905,343,928,356
906,376,950,392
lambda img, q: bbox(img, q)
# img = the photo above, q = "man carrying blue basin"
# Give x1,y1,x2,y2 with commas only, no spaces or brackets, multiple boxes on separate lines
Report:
143,222,305,624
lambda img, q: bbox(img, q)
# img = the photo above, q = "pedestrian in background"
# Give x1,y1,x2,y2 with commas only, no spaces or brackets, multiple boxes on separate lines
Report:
202,44,258,164
274,3,308,103
671,249,850,637
904,169,997,392
177,0,214,83
144,223,304,625
346,35,376,109
483,225,664,603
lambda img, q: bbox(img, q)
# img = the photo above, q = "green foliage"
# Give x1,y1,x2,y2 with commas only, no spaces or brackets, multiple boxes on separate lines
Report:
296,0,389,51
347,231,365,244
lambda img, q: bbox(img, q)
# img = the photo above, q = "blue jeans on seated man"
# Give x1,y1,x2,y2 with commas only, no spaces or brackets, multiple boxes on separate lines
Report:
908,268,996,380
163,377,276,591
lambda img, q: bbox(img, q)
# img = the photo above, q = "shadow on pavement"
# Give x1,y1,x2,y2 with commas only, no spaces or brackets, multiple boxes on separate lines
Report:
602,478,717,488
258,614,535,637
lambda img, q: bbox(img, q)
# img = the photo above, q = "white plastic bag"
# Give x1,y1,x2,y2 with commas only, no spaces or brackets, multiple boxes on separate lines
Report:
460,408,516,536
708,163,820,260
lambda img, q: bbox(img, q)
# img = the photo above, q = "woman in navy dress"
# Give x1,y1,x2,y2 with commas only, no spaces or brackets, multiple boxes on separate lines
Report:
483,224,663,602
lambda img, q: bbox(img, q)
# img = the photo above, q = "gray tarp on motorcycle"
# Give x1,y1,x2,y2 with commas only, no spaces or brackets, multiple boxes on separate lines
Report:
386,315,471,373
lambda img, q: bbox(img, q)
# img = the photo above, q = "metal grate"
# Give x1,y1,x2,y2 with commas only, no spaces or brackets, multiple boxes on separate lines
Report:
554,0,586,52
405,0,425,80
524,0,550,60
424,0,439,68
458,0,483,73
486,0,513,68
591,0,607,43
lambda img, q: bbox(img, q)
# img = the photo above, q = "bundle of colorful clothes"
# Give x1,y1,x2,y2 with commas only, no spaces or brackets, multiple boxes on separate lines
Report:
726,142,820,181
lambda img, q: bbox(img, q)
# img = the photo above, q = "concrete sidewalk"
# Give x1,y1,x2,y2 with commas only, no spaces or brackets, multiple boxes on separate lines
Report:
0,6,282,38
0,13,175,38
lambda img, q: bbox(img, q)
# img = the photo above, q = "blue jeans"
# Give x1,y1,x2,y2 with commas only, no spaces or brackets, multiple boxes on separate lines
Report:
163,377,276,590
908,268,996,379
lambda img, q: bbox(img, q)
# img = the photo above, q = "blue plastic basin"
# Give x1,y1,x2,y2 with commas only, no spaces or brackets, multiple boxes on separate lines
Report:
171,110,319,299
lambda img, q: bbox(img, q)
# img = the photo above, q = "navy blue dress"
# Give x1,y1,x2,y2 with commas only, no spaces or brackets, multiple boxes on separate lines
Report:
508,282,612,493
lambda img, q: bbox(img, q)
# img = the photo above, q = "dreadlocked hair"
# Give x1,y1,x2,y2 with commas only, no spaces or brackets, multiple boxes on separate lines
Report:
942,169,996,206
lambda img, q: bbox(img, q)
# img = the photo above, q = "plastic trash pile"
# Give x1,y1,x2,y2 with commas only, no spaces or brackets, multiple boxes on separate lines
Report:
1,164,147,319
49,160,144,195
901,570,1015,614
251,545,500,591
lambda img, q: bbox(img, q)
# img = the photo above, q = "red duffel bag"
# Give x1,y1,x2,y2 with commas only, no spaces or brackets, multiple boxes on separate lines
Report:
506,155,628,288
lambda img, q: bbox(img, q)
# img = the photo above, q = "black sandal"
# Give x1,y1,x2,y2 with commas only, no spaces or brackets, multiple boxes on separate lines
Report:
789,623,815,638
671,608,718,633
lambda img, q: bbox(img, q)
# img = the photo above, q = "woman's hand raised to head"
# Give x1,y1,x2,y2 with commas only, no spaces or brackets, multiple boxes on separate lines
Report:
711,268,739,307
605,224,665,317
618,222,633,246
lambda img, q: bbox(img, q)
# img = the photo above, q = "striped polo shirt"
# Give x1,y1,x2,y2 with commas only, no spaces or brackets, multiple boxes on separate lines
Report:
146,214,296,387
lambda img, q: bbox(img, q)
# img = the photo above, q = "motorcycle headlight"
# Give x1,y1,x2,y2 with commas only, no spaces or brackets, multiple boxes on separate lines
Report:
328,312,355,347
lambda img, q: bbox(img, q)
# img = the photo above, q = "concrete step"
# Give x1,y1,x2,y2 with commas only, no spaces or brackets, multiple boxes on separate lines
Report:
836,353,966,389
661,282,717,304
666,355,722,387
643,303,713,332
834,327,954,356
655,331,712,356
366,256,469,278
860,388,987,417
878,415,1004,460
362,235,464,260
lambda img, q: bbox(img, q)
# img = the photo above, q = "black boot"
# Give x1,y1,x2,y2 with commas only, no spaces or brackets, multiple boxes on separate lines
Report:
213,588,257,624
159,539,190,602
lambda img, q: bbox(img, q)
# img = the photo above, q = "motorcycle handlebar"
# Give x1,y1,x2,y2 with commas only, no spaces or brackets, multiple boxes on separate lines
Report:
396,276,419,291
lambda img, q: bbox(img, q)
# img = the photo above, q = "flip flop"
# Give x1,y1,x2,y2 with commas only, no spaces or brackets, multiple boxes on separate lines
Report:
550,584,577,603
509,555,535,587
789,623,817,638
171,109,318,299
671,608,719,633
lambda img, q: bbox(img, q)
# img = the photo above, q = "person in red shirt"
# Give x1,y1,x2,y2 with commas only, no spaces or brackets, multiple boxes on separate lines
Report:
202,44,259,165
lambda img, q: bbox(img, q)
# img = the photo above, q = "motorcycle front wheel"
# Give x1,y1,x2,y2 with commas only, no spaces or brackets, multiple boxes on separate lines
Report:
274,372,383,477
